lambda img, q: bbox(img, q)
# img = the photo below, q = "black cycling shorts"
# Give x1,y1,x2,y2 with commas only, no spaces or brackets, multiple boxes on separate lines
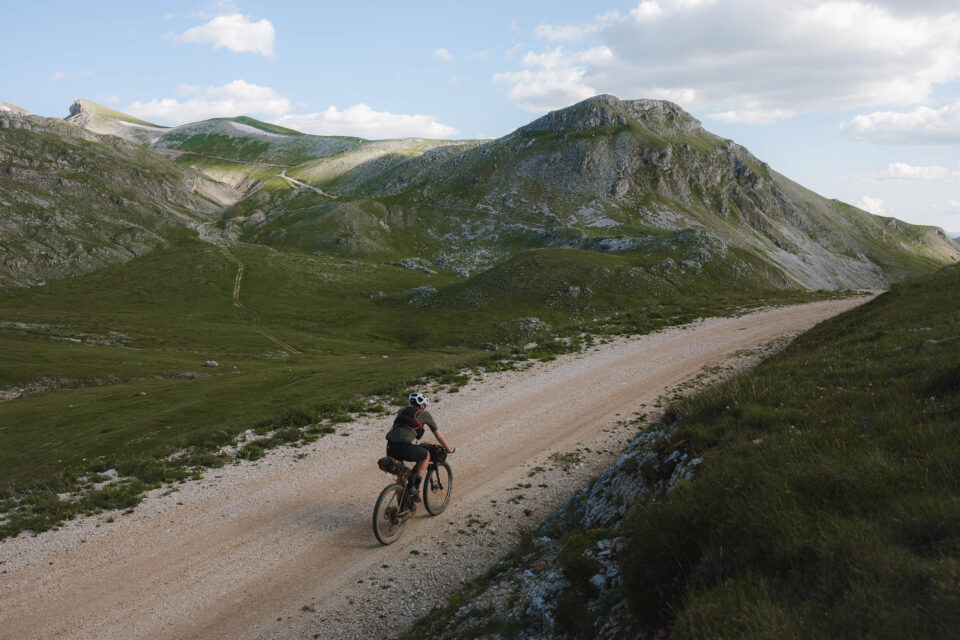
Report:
387,441,428,463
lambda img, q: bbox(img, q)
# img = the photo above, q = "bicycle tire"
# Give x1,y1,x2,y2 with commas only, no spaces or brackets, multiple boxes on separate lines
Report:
423,462,453,515
373,483,406,545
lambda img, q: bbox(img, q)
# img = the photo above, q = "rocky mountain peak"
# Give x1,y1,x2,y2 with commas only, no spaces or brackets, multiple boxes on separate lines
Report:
68,98,91,117
66,98,93,126
515,94,702,138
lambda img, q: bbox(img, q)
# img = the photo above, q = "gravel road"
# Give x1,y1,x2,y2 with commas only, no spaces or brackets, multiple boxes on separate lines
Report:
0,297,868,639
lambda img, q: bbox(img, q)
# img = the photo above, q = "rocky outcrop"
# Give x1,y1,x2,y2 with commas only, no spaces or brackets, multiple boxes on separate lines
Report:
416,420,694,639
516,94,702,137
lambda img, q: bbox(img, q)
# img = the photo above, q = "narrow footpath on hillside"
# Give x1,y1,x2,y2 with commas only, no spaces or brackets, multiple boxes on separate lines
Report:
277,170,339,198
196,223,302,355
0,297,869,640
153,148,293,168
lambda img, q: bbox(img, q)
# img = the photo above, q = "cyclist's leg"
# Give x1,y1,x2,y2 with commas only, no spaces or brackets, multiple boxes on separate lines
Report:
413,452,430,481
387,442,429,478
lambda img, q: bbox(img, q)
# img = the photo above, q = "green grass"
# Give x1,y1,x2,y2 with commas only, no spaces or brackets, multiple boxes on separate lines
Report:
0,162,911,543
77,99,165,128
158,121,364,166
620,264,960,639
0,219,850,539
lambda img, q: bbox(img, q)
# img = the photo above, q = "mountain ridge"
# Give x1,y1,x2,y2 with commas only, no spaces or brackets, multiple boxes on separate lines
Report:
6,95,959,293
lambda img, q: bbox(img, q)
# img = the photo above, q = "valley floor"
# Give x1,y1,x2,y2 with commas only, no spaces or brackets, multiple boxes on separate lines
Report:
0,298,868,640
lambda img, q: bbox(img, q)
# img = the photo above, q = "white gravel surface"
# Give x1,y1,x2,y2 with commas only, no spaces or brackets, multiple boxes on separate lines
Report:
0,298,869,640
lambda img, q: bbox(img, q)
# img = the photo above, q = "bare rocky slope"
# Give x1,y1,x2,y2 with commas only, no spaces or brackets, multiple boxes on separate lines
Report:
0,109,238,287
314,95,958,289
5,95,958,293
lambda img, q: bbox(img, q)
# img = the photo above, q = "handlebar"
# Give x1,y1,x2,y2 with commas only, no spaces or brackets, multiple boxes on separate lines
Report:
420,443,455,455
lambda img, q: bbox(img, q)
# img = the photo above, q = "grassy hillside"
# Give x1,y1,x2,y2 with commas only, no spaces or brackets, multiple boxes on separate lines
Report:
0,223,844,538
57,96,958,292
4,94,958,542
69,98,164,128
0,111,235,286
285,95,957,291
152,117,365,166
621,264,960,638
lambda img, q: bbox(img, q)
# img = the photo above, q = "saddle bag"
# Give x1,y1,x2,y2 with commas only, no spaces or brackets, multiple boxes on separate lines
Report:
378,456,407,475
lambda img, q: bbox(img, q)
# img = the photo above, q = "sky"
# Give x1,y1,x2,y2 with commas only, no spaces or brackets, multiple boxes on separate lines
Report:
2,0,959,230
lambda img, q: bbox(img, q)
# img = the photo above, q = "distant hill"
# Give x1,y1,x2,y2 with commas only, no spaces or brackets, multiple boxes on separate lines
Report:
244,95,959,290
15,93,958,295
63,99,461,192
0,109,237,286
0,101,32,116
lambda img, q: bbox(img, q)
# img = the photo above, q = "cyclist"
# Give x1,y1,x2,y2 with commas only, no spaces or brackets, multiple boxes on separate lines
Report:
385,392,454,502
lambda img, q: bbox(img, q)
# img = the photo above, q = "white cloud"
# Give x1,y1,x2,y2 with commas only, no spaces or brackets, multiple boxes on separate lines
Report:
856,195,889,215
175,13,276,57
504,43,524,60
272,104,458,139
877,162,950,181
463,50,489,61
630,1,664,21
948,200,960,213
493,46,613,112
435,48,487,62
126,80,292,124
497,1,960,120
708,108,795,124
840,99,960,144
536,10,622,42
126,80,459,138
673,0,717,9
535,23,602,42
52,70,94,81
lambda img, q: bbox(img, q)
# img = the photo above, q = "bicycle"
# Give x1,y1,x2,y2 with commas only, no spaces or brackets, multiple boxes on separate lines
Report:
373,443,454,545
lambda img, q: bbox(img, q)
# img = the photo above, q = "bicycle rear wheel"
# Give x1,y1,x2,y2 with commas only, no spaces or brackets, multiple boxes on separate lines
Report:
373,483,406,545
423,462,453,515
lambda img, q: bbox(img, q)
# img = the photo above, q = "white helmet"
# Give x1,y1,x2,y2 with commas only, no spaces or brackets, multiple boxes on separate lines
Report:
408,392,429,406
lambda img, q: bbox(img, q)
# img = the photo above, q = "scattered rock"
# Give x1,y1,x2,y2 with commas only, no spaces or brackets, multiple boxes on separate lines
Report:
204,360,219,367
408,285,437,305
393,258,437,275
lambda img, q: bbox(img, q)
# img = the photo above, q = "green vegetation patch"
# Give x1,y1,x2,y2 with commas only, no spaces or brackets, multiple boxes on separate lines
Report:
620,264,960,638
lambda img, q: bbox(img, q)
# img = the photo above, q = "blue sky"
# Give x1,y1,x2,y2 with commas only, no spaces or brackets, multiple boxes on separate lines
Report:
2,0,959,230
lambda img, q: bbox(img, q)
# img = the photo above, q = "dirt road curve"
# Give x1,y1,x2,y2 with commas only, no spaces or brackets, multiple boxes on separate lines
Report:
0,298,868,640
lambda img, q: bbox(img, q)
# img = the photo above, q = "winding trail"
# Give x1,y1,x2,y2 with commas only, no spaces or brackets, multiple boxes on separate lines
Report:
0,297,870,639
152,148,293,168
277,170,338,199
197,223,302,355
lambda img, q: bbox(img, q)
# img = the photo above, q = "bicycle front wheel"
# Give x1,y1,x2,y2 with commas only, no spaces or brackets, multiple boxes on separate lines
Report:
373,483,406,545
423,462,453,515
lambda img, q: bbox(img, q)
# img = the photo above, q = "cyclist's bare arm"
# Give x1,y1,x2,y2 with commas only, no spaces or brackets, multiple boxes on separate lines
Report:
433,430,455,454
